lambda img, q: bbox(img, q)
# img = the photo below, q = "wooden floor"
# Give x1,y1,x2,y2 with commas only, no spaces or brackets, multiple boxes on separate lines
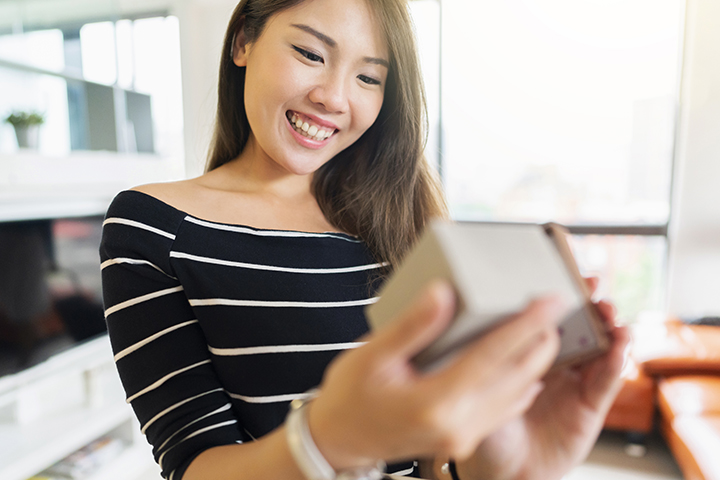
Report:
566,431,683,480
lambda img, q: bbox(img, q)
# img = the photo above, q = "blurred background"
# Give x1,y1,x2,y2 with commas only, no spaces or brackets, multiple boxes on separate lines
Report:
0,0,706,326
1,0,719,478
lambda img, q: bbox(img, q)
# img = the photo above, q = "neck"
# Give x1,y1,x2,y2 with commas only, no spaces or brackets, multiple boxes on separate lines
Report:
225,135,314,201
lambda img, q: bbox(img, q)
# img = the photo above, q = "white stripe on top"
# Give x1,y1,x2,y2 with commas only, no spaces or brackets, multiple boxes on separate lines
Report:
184,216,361,243
141,387,225,434
157,403,233,453
227,391,316,404
208,342,365,356
103,217,176,240
170,251,386,274
101,257,177,279
105,286,185,317
189,297,379,309
114,320,199,362
126,360,212,404
388,466,415,477
159,419,238,470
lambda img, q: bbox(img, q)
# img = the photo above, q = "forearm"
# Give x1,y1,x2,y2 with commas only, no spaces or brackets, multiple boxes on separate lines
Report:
419,454,518,480
183,425,305,480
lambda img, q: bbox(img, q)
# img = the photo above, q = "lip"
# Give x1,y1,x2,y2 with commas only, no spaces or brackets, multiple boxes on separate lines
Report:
289,110,340,132
285,114,334,150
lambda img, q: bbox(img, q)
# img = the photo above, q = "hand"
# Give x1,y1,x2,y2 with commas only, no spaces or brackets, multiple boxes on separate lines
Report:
306,281,568,470
458,277,631,480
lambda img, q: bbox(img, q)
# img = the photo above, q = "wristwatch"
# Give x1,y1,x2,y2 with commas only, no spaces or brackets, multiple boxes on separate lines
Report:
286,391,386,480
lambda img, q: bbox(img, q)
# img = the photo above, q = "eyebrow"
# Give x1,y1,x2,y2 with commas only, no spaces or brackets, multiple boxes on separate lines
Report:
290,23,390,69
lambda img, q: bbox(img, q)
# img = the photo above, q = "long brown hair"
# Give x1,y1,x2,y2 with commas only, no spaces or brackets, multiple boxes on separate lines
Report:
207,0,447,269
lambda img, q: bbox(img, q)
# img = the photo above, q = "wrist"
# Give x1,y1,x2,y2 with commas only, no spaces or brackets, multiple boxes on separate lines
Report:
439,459,465,480
305,395,378,471
286,393,385,480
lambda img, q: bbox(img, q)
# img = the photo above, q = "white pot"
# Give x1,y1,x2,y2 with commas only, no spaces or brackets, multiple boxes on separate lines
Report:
14,125,40,149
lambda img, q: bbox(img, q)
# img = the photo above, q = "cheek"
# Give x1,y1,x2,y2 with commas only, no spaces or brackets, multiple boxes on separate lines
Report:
351,93,385,135
244,54,306,123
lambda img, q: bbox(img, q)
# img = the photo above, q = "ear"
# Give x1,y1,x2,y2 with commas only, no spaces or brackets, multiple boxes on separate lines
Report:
232,19,250,67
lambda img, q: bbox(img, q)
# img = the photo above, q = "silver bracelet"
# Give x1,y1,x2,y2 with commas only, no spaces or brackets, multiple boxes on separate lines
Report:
286,392,386,480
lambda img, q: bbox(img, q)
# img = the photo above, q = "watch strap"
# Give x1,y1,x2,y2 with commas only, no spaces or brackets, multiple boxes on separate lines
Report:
286,393,386,480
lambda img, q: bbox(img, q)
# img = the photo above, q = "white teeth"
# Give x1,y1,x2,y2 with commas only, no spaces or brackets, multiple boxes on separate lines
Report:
289,112,334,141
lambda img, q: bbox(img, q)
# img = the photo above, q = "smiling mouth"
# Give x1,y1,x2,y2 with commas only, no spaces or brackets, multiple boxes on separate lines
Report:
286,111,337,142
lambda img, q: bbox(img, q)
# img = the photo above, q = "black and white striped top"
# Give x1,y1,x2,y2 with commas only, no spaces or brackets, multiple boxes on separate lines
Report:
100,191,417,479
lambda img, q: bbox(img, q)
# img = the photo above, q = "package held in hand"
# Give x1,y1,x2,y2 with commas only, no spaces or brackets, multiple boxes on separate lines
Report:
366,221,610,372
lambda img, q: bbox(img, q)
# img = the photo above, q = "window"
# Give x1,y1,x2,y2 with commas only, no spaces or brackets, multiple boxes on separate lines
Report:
412,0,685,322
0,14,183,158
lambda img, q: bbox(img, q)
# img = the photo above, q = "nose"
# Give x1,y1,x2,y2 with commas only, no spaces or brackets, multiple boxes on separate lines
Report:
308,72,349,114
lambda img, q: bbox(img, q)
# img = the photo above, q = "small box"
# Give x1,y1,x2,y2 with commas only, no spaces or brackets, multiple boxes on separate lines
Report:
366,221,609,371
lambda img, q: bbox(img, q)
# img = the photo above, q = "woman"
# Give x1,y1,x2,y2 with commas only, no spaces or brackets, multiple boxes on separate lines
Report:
100,0,629,479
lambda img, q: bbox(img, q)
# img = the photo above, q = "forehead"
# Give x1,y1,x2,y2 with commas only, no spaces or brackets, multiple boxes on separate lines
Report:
267,0,388,59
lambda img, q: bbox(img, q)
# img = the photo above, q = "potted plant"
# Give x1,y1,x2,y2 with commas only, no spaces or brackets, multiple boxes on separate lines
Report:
4,110,45,149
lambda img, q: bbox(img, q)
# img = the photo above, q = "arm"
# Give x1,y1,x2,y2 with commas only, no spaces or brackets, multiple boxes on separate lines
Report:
187,283,564,480
102,194,567,480
101,194,253,479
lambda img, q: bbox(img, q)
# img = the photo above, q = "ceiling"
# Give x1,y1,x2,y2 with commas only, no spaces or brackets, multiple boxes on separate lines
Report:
0,0,175,33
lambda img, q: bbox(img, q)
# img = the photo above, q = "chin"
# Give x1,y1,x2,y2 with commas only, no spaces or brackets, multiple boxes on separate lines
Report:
281,155,335,177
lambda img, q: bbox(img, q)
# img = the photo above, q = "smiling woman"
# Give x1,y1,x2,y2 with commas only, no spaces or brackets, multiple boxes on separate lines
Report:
204,0,444,268
232,5,388,170
99,1,629,480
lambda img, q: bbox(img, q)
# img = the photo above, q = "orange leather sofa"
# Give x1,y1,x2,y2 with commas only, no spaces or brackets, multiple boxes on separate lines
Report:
603,355,656,435
604,319,720,480
658,376,720,480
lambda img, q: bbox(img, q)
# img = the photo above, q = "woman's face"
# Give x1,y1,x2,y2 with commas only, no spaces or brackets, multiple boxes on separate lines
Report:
233,0,389,176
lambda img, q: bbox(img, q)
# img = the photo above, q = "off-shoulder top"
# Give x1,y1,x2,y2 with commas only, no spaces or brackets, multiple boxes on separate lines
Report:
100,190,417,479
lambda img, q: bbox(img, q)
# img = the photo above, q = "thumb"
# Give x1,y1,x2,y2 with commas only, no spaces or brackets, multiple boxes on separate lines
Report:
368,280,457,362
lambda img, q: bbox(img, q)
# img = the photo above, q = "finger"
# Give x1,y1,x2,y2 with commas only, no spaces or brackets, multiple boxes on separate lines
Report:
453,380,546,462
594,300,618,330
367,280,457,362
513,327,561,376
453,332,558,456
581,325,631,410
494,326,561,397
584,276,600,296
437,297,566,388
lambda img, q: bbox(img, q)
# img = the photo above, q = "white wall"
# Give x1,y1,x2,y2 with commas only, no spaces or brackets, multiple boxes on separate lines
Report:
171,0,238,178
667,0,720,317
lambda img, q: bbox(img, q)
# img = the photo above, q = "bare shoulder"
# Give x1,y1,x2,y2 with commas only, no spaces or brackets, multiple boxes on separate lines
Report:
130,178,206,213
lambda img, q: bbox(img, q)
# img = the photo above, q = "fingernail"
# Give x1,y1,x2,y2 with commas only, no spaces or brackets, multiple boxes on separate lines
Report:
541,296,569,322
429,279,456,304
532,381,545,395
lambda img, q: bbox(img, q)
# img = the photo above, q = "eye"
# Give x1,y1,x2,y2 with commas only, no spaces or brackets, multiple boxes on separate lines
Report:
293,45,324,63
358,74,381,86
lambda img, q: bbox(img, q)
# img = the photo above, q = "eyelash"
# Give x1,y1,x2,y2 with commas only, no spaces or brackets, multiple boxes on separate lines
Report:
358,75,381,86
293,45,323,63
292,46,382,86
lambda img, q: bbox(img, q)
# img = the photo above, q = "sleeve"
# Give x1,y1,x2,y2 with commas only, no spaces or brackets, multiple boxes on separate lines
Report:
100,192,251,480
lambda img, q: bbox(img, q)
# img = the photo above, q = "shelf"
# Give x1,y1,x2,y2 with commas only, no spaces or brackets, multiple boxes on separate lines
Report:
84,440,157,480
0,150,185,221
0,335,110,398
0,397,136,480
0,334,153,480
